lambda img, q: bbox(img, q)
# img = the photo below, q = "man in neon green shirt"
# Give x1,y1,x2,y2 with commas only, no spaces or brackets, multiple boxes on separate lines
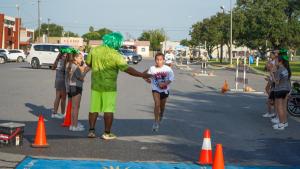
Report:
86,32,150,140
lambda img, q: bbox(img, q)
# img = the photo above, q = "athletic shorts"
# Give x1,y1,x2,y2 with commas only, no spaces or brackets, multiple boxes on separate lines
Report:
68,86,82,97
268,91,275,100
152,90,169,100
90,90,116,113
274,90,290,99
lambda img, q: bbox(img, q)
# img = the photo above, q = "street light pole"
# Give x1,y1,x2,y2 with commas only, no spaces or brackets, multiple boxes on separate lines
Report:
47,18,50,43
230,0,233,65
38,0,41,42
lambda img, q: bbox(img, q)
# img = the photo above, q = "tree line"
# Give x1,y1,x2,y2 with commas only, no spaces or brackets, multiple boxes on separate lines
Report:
187,0,300,61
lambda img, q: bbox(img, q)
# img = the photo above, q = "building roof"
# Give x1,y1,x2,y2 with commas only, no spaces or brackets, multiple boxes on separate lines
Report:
135,41,150,46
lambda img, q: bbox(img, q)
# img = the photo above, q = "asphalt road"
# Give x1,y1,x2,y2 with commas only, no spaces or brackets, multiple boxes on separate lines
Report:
0,60,300,167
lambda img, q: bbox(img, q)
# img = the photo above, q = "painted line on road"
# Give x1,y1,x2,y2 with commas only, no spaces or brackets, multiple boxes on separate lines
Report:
16,156,300,169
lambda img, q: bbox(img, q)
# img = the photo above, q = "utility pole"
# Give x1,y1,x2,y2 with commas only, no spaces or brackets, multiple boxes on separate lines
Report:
16,4,20,18
230,0,233,65
16,4,20,49
38,0,41,42
47,18,50,43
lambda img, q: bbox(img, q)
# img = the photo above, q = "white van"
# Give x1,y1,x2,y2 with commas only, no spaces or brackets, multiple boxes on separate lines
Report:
26,43,70,69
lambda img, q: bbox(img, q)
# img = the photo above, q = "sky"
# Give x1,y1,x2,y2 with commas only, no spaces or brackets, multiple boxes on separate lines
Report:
1,0,236,41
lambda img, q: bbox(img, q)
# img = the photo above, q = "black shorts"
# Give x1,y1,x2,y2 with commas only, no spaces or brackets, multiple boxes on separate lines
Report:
68,86,82,97
268,91,275,100
274,90,290,99
152,90,169,100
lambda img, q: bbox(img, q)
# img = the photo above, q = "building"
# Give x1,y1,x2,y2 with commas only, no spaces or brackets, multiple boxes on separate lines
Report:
20,28,34,50
88,40,150,57
37,36,84,49
161,41,181,53
0,13,21,49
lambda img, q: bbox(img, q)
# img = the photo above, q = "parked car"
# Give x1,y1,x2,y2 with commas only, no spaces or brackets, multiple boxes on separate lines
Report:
26,44,70,69
0,49,26,62
118,49,142,64
0,53,7,64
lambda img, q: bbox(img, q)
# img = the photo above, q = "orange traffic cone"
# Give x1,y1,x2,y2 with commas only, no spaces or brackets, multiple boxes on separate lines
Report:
212,144,225,169
61,99,72,127
32,115,49,148
221,80,229,93
199,129,213,165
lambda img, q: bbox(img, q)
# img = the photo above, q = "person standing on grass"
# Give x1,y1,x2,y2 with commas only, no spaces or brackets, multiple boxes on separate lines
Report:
86,32,151,140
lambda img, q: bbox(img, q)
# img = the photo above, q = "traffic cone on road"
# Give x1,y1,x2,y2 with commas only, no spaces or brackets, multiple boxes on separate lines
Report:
212,144,225,169
32,115,49,148
61,99,72,127
221,80,229,93
199,129,213,165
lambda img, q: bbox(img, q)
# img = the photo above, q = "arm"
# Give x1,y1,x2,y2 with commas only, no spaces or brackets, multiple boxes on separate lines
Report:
125,67,151,79
52,56,60,70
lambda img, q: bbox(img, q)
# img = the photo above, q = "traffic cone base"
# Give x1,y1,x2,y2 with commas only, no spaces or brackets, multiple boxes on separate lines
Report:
221,80,229,93
61,99,72,127
31,115,49,148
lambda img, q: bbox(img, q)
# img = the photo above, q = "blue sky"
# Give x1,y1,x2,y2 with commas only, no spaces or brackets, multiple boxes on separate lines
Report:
1,0,236,40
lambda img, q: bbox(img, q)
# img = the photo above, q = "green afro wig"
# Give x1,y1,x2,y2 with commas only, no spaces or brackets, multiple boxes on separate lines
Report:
102,32,124,50
279,48,289,61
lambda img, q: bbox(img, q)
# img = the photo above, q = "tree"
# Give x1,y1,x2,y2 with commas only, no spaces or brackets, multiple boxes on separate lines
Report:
96,28,112,39
82,32,101,41
235,0,300,54
138,29,167,51
190,17,223,61
82,28,112,41
35,23,64,39
63,31,79,37
180,39,191,47
89,26,94,32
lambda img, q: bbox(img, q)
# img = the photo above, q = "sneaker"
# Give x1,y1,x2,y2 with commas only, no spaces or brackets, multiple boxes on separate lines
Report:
273,123,288,130
262,113,275,118
101,133,117,140
88,129,96,138
271,117,279,124
51,113,64,119
152,122,159,132
72,126,85,132
69,126,74,131
77,122,84,128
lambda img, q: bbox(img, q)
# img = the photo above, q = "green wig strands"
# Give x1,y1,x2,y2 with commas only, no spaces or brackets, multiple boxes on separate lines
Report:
279,48,289,61
102,32,124,49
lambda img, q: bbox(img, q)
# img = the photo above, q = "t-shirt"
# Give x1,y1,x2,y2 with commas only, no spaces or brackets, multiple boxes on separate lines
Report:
274,65,291,92
165,53,175,64
147,65,174,93
86,45,129,92
68,63,85,88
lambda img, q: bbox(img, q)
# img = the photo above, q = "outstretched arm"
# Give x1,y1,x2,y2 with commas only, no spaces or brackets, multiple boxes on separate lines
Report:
125,67,151,79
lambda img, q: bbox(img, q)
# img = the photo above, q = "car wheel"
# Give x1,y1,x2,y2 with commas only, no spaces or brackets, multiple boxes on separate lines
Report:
17,56,23,63
0,56,5,64
31,58,40,69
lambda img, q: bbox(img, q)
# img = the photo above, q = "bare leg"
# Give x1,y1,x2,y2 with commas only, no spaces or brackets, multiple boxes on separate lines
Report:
104,113,113,133
53,90,61,114
283,95,289,122
160,98,167,120
71,94,81,127
60,91,67,115
152,92,161,123
277,99,287,123
89,112,98,130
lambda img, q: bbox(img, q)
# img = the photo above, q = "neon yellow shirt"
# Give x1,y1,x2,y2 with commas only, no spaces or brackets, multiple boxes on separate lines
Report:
86,46,129,92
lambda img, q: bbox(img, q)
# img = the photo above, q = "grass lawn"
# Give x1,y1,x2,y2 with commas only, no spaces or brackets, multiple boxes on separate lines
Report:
209,59,300,76
250,61,300,76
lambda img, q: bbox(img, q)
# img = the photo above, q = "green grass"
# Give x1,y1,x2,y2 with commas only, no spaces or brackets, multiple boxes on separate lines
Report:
209,59,300,76
250,61,300,76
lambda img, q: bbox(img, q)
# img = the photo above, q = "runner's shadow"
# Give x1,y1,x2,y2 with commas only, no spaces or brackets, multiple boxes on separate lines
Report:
25,103,52,120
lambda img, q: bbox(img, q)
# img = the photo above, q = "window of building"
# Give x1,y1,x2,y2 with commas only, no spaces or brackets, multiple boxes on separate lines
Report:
141,48,146,52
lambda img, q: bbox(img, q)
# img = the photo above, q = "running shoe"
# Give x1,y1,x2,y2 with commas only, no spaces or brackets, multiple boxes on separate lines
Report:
262,113,275,118
101,133,117,140
152,122,159,132
51,113,64,119
273,123,288,130
271,117,279,124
